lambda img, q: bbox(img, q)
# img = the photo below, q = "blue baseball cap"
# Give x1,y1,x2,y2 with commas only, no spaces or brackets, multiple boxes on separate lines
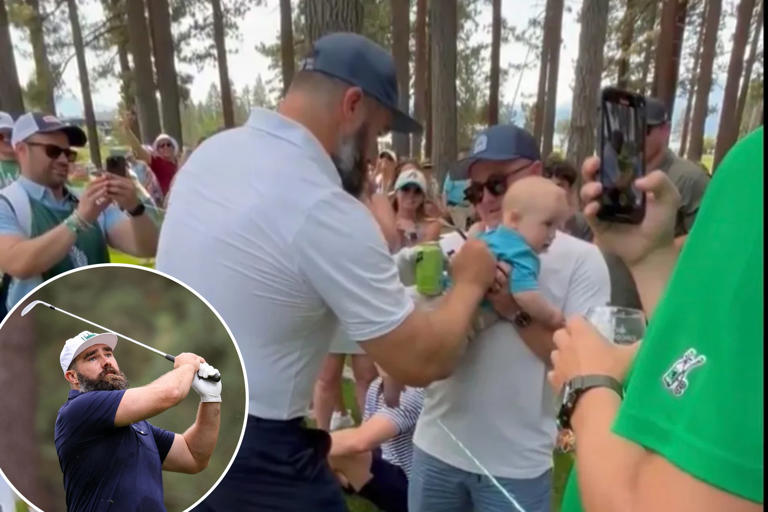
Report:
299,32,422,134
450,124,540,179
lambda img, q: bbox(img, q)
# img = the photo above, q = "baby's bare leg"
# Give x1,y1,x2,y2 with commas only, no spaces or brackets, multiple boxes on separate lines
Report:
513,290,565,328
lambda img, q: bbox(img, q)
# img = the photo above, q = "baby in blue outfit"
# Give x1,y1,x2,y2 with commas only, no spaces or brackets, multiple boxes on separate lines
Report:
477,175,570,328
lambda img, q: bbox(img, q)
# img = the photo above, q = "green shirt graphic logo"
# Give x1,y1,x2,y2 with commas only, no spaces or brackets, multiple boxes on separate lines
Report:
662,348,706,396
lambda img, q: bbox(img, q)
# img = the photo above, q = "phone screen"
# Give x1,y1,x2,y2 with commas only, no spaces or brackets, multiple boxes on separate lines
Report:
105,156,127,177
598,88,646,224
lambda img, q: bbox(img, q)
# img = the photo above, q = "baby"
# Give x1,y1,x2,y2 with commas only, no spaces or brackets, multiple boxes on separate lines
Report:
476,175,570,328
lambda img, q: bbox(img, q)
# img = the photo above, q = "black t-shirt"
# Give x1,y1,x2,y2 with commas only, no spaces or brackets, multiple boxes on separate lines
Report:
55,389,176,512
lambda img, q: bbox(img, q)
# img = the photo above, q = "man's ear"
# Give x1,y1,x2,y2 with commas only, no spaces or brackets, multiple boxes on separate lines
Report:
64,368,79,388
529,161,544,177
340,87,365,129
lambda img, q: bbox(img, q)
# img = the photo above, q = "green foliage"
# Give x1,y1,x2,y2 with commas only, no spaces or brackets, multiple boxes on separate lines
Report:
21,266,247,512
702,135,716,154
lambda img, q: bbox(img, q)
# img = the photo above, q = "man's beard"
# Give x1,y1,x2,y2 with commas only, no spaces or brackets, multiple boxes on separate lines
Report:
331,123,369,198
76,366,129,392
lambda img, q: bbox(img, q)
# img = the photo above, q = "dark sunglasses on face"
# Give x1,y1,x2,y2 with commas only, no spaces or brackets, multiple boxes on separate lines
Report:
26,141,77,162
400,184,423,195
157,142,173,149
464,174,508,204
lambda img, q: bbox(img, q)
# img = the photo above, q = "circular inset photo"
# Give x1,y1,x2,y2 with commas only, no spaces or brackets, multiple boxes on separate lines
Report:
0,264,247,512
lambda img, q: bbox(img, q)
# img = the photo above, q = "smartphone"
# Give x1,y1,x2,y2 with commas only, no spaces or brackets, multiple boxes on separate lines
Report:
105,155,127,177
597,87,646,224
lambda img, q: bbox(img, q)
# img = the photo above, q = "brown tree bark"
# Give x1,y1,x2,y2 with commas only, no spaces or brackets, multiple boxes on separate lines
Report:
652,0,688,117
533,0,552,147
679,0,706,157
147,0,183,143
67,0,101,167
26,0,56,114
125,0,161,143
0,0,24,116
425,16,433,160
211,0,235,128
412,0,428,159
430,0,457,185
488,0,501,126
304,0,364,45
735,0,762,137
567,0,609,172
616,0,636,89
639,0,658,95
713,0,756,169
391,0,410,157
280,0,295,96
687,0,721,162
541,0,563,158
107,0,141,138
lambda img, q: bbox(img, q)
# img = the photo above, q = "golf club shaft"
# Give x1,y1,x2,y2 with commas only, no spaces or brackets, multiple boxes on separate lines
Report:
27,301,220,381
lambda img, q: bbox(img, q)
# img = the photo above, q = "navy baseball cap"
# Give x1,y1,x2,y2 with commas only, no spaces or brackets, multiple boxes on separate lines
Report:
11,112,87,147
450,124,540,179
645,97,670,126
299,32,422,134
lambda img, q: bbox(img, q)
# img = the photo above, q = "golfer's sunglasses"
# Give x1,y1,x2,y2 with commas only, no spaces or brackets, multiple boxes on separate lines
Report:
25,141,77,162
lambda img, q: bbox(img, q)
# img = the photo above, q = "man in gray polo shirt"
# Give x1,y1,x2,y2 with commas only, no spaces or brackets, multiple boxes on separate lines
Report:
157,33,496,511
409,125,610,512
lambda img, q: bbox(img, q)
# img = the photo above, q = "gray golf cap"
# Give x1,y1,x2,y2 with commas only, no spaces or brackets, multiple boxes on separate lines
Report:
298,32,422,134
645,97,670,127
450,124,541,180
12,112,87,148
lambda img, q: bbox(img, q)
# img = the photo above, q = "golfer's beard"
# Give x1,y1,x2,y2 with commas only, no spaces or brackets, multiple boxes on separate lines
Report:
331,124,368,198
76,367,129,392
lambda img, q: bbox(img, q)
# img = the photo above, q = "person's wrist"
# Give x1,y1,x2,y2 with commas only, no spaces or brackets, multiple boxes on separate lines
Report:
570,385,623,433
628,241,679,273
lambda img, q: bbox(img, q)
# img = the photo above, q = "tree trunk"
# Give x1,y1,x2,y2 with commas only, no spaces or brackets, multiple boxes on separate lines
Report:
391,0,410,157
210,0,235,128
488,0,501,126
0,0,24,116
412,0,427,159
67,0,101,167
533,0,553,147
542,0,564,157
430,0,457,185
713,0,756,169
616,0,636,89
735,0,762,137
279,0,295,96
639,0,658,95
425,17,433,159
687,0,721,162
304,0,364,45
147,0,183,144
107,0,141,138
125,0,161,143
26,0,56,114
567,0,609,173
652,0,688,117
679,0,706,157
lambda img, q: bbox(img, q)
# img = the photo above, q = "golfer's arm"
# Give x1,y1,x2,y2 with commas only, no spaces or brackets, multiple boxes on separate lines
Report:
114,365,196,426
107,214,160,257
162,402,221,473
569,388,760,512
329,415,398,457
0,230,77,278
362,281,485,386
628,244,679,318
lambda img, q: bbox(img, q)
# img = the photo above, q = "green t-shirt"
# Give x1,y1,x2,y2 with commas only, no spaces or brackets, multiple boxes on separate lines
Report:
0,159,19,189
561,127,764,510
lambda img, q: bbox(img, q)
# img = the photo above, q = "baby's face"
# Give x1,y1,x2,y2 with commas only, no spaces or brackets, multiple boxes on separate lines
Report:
506,201,568,253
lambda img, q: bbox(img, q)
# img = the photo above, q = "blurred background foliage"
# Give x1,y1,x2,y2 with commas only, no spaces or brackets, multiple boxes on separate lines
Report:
0,265,246,512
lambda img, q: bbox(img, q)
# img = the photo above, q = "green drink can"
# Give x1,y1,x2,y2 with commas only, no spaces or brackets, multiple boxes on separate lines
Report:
415,242,444,296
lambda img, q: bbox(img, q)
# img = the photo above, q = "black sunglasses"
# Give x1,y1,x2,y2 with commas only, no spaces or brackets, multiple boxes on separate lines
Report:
26,141,77,162
400,184,423,194
464,174,508,204
157,142,173,149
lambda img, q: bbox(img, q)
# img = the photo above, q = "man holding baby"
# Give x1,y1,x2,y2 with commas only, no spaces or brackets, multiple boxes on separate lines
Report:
409,125,611,512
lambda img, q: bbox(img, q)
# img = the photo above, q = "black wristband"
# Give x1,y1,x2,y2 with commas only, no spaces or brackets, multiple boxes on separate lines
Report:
127,202,145,217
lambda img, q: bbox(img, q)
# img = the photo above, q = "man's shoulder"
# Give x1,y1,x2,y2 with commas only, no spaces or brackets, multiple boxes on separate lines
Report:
666,151,710,182
547,231,602,260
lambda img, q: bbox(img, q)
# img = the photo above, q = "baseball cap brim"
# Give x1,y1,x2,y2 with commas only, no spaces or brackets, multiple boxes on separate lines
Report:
45,125,87,147
396,179,425,191
66,333,118,371
450,150,531,180
390,108,422,134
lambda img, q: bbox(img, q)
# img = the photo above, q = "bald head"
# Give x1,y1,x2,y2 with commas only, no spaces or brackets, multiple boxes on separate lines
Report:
503,176,567,218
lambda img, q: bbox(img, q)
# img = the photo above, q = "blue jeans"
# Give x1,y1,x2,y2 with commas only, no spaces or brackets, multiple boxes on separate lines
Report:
408,446,552,512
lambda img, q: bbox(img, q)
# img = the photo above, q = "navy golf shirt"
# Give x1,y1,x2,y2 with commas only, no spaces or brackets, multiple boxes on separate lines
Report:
55,389,176,511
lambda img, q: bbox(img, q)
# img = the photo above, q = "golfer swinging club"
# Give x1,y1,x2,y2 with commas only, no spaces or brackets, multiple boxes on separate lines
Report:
55,330,222,512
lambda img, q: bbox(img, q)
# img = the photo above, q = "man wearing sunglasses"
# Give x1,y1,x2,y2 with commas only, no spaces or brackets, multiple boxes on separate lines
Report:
0,112,18,189
409,124,610,512
0,112,159,314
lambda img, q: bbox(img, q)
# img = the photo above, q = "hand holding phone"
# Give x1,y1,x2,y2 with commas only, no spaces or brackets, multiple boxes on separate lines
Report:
597,87,646,224
105,155,127,177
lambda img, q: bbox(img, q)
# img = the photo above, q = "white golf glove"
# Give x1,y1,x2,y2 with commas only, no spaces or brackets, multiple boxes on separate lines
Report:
192,362,222,403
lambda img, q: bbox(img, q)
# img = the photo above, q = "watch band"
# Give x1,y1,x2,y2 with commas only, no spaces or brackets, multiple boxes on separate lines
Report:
513,310,532,328
127,202,146,217
557,374,623,430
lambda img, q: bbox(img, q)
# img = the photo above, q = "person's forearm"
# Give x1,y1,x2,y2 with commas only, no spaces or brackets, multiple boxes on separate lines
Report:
125,214,159,256
0,225,77,278
151,364,197,404
570,388,647,512
329,428,366,457
628,243,679,318
514,291,564,328
122,125,150,162
489,293,556,365
181,402,221,471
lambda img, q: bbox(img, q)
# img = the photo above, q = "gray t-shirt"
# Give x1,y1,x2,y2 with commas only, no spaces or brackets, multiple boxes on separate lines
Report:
658,148,710,236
